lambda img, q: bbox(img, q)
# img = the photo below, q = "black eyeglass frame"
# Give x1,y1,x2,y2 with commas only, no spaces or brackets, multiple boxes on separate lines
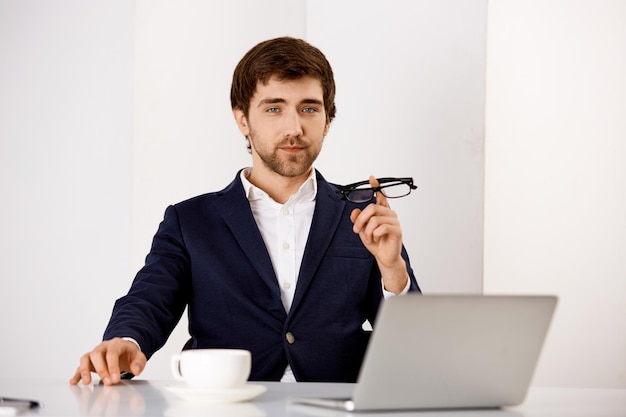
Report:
336,177,417,203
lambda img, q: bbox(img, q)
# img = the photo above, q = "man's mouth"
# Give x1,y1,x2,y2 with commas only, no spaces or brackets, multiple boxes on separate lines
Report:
279,145,304,154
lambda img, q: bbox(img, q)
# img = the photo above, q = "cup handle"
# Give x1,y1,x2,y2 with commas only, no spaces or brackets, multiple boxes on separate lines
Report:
170,354,184,381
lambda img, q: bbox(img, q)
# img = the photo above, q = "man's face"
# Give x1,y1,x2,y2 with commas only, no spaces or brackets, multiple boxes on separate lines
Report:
234,75,330,179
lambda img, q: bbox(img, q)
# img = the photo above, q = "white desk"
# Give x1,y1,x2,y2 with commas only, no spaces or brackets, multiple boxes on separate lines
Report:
0,379,624,417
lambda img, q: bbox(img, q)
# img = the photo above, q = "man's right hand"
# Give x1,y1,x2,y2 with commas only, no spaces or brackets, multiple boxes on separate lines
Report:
69,338,147,386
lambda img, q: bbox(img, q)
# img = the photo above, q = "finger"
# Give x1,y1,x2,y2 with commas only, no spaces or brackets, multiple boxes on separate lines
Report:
363,206,402,243
130,352,147,376
77,353,96,385
104,348,123,385
351,204,385,235
69,367,80,385
368,176,389,208
370,222,400,243
70,365,88,385
116,339,145,376
351,203,388,234
350,208,361,225
89,348,114,385
351,207,372,236
359,213,386,244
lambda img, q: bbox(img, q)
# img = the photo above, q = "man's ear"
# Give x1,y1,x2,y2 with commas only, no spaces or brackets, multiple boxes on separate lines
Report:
233,108,250,137
323,117,331,136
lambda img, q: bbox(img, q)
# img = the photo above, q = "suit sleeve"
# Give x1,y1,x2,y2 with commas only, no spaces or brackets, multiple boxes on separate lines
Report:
102,205,190,359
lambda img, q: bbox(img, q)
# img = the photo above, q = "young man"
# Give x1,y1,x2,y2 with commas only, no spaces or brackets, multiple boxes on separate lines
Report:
70,37,420,386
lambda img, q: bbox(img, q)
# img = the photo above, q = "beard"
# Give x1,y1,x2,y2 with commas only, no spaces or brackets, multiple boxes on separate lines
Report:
248,130,322,178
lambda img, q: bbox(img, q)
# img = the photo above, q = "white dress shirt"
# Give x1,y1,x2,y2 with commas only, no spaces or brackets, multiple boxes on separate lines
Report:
241,168,317,313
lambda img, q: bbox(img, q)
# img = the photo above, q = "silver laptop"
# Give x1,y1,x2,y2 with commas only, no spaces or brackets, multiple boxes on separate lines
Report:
292,294,557,412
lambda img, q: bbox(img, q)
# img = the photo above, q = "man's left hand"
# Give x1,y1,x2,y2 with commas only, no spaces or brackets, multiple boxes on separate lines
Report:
350,176,409,294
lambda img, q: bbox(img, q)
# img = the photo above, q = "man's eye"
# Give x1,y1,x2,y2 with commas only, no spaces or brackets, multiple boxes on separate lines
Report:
267,107,280,113
302,107,317,113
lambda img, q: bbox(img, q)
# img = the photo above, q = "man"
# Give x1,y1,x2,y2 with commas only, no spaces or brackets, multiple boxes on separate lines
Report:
70,37,420,386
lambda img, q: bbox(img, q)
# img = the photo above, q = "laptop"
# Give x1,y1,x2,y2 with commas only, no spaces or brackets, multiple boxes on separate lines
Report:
292,294,557,412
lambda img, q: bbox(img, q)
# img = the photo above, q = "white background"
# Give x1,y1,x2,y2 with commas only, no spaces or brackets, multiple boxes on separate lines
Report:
484,0,626,389
0,0,624,389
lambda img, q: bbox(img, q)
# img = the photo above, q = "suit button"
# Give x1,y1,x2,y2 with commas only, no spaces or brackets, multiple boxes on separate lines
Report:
285,332,295,344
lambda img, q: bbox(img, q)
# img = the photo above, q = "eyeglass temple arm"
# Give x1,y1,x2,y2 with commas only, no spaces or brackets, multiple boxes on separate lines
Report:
337,177,416,190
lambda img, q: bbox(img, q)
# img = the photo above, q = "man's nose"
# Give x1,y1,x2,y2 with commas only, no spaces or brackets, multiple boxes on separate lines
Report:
284,110,303,138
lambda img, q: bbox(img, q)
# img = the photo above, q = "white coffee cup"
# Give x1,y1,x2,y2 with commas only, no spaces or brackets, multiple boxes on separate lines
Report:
170,349,251,390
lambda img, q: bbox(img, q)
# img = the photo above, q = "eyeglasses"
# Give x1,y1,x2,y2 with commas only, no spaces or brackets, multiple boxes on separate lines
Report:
336,177,417,203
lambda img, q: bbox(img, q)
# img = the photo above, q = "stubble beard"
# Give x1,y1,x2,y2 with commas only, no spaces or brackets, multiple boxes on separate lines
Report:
248,130,321,178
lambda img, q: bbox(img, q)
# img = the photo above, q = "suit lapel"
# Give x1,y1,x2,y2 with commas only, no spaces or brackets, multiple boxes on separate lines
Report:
290,172,346,313
216,174,282,301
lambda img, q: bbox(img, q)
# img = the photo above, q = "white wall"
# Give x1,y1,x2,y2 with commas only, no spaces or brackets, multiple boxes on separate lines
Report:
1,0,486,382
485,0,626,388
0,0,133,380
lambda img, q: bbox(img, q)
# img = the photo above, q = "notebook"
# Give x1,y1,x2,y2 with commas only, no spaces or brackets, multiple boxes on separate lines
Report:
292,294,557,412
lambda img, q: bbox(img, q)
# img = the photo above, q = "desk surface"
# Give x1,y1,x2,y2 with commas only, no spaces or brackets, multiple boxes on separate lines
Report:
0,379,624,417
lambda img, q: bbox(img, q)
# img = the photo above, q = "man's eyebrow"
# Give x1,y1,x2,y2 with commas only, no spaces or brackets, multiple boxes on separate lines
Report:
256,98,323,107
257,98,286,107
301,98,324,106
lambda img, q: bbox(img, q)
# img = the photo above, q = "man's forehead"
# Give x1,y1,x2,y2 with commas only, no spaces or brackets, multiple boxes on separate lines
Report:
255,75,323,94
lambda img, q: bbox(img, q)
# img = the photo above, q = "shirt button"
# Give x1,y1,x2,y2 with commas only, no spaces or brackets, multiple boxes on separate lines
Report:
282,208,290,216
283,242,290,250
282,282,292,290
285,332,296,344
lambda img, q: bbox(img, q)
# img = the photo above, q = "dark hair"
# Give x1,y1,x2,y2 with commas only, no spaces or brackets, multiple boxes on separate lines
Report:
230,37,336,122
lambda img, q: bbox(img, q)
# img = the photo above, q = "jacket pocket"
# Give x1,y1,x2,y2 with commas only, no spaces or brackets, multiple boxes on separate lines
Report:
324,246,371,259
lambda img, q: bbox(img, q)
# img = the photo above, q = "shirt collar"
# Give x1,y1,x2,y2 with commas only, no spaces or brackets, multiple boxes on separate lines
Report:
241,168,318,203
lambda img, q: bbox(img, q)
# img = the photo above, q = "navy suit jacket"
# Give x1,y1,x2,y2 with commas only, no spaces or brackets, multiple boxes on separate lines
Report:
104,170,420,382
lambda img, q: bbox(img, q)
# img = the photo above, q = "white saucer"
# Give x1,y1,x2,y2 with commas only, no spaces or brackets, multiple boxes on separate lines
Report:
165,383,267,403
